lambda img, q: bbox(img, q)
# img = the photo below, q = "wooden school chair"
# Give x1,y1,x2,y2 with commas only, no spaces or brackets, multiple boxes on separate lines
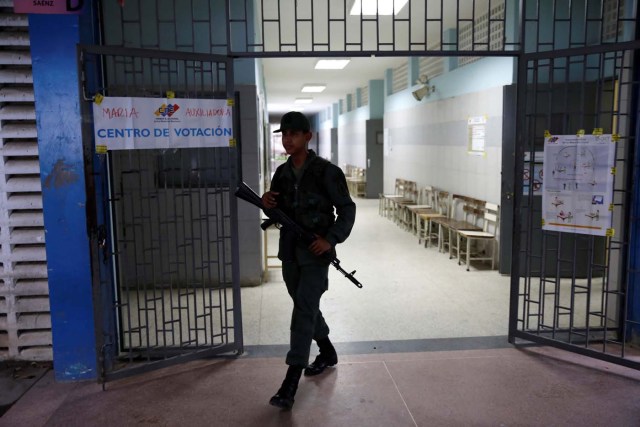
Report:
457,202,499,271
418,190,449,247
432,195,483,257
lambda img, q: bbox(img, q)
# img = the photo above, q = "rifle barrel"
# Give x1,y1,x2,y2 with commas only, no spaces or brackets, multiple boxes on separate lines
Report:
331,259,363,288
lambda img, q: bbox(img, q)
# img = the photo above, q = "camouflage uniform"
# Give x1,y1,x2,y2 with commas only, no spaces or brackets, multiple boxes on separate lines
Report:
270,150,356,367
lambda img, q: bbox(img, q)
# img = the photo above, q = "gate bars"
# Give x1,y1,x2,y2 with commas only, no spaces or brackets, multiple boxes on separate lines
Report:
508,0,640,371
101,0,520,57
510,49,640,367
95,0,640,370
79,45,243,381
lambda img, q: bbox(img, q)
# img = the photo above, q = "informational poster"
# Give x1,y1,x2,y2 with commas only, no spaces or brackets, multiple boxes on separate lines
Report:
467,116,486,156
93,97,233,151
542,133,616,236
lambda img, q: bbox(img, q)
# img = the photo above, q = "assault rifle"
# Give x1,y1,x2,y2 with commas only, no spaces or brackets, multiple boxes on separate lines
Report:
234,182,363,288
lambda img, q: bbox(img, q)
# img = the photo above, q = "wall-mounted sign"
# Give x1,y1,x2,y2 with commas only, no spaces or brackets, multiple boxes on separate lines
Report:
542,133,616,236
14,0,86,14
467,115,486,156
93,97,233,151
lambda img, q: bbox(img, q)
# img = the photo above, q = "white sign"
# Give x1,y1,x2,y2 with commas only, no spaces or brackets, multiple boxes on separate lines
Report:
542,134,616,236
468,115,486,155
93,97,233,151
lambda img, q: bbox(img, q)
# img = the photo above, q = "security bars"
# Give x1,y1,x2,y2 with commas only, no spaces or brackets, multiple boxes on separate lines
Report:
79,46,241,380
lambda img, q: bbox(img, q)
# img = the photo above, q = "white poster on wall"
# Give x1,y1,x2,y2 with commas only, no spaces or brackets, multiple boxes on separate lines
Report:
467,115,486,156
93,96,233,151
542,133,616,236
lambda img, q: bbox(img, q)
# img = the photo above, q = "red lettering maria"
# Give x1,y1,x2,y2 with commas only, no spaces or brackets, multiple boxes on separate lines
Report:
102,107,139,119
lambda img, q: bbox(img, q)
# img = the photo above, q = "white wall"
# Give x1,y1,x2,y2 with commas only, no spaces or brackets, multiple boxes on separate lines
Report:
337,108,368,169
383,85,504,205
236,85,264,286
318,121,332,160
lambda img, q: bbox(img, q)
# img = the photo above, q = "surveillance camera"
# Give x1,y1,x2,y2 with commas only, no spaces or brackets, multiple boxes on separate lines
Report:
412,86,430,101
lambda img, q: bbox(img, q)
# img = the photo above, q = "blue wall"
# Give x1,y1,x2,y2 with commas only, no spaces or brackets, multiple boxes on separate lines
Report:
629,85,640,344
30,13,97,381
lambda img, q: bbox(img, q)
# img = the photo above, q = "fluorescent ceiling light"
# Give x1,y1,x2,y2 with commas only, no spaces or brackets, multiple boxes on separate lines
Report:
301,84,327,93
295,98,313,104
315,59,350,70
350,0,409,15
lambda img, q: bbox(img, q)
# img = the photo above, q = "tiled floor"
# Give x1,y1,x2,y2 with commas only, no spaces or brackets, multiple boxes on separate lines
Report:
3,346,640,426
3,198,640,426
241,198,512,346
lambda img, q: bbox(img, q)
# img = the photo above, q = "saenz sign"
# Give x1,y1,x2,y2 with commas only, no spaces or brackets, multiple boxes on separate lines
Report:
92,97,234,151
14,0,85,14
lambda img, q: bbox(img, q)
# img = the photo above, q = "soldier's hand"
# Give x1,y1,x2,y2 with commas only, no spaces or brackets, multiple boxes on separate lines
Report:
309,235,331,256
262,191,279,209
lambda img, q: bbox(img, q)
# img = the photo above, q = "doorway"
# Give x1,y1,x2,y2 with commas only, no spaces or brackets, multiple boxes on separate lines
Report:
91,0,640,374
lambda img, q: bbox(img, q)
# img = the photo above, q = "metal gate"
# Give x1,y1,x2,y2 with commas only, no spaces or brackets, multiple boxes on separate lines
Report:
510,1,640,369
93,0,640,372
79,46,243,382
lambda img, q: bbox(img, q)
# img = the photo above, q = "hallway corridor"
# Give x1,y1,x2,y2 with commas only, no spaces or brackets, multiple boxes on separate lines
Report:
241,197,511,347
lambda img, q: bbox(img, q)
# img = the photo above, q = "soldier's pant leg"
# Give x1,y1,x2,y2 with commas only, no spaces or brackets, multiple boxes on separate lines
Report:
282,261,330,367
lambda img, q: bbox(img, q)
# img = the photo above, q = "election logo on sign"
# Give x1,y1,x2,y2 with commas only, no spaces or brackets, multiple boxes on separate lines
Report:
93,97,233,150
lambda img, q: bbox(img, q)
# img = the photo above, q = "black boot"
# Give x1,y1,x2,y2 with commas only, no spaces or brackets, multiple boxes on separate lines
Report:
304,336,338,376
269,365,303,410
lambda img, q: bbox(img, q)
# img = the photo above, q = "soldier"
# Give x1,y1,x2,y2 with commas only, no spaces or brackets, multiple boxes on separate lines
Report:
262,111,356,410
